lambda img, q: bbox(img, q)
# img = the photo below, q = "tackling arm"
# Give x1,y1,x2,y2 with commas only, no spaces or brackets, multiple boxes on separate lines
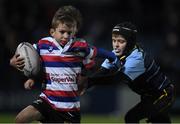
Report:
87,68,132,88
66,39,120,68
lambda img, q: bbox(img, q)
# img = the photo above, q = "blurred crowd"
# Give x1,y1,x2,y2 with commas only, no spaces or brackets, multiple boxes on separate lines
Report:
0,0,180,111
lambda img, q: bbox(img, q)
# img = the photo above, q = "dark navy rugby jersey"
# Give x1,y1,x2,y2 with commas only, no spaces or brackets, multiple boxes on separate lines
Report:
100,48,171,95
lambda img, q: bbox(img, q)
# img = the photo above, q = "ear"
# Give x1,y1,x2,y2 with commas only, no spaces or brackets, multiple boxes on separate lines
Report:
50,28,55,37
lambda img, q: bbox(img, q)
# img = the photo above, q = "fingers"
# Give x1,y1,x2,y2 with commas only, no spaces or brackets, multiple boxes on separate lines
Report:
16,55,25,64
16,61,25,71
78,89,86,96
14,54,20,58
24,79,35,90
10,54,25,70
16,59,25,70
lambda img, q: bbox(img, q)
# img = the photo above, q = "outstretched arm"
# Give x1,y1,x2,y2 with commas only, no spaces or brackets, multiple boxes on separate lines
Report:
66,40,120,68
88,68,132,87
85,57,126,87
77,67,110,95
96,48,116,62
78,67,131,95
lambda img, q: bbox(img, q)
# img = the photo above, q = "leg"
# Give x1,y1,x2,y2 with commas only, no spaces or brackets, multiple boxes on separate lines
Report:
125,101,147,123
146,99,172,123
15,105,43,123
148,113,171,123
148,85,175,123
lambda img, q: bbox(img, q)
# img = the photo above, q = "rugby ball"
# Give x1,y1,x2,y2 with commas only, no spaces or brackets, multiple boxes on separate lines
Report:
16,42,41,77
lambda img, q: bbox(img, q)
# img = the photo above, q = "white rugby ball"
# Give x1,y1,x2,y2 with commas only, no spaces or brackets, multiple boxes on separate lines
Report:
16,42,41,77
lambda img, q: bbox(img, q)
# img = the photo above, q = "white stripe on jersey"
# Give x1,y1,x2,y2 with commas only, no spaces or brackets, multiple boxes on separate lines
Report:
46,81,78,91
40,49,75,57
40,93,80,109
40,49,62,56
86,47,95,59
46,67,81,75
41,37,54,42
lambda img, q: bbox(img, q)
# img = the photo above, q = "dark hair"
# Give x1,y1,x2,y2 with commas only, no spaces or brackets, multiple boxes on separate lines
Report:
112,22,137,52
51,6,82,32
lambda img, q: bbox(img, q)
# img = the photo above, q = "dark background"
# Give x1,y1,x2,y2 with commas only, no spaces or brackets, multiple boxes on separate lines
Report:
0,0,180,115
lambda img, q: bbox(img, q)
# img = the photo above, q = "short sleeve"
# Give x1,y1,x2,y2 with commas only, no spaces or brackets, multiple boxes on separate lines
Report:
101,59,114,69
123,50,145,80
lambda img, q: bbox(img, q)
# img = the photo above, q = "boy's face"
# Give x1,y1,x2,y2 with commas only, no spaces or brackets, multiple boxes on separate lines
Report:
112,33,127,56
50,22,77,45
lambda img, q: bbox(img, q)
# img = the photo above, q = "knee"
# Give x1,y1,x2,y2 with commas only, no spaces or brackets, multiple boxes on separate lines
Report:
15,112,30,123
15,105,40,123
125,111,139,123
15,114,24,123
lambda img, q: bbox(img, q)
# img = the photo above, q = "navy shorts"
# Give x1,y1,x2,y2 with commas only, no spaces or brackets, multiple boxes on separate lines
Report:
31,98,81,123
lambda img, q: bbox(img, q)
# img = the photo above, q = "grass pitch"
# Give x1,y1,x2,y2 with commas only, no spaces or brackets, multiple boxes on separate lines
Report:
0,113,180,123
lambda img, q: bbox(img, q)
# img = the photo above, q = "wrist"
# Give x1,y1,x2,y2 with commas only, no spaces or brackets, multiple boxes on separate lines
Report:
96,48,116,62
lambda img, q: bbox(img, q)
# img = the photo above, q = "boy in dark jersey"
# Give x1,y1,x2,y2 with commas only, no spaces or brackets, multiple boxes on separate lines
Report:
79,22,175,123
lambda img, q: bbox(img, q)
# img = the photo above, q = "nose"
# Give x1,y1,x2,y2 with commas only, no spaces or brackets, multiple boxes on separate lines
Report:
63,32,70,40
114,41,119,47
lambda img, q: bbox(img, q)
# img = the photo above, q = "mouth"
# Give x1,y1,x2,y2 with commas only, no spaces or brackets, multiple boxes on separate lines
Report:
114,49,121,53
60,40,68,46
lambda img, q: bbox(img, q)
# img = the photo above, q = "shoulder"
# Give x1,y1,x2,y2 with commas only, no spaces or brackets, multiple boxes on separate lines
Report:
35,37,56,51
124,49,144,67
72,38,88,48
127,49,144,60
38,37,54,44
123,49,146,80
74,38,87,43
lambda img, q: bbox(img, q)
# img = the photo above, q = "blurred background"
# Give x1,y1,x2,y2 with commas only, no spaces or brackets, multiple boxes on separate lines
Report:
0,0,180,122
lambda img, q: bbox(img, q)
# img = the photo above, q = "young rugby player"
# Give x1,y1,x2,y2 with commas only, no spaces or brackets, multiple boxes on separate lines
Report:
10,5,119,123
79,22,175,123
